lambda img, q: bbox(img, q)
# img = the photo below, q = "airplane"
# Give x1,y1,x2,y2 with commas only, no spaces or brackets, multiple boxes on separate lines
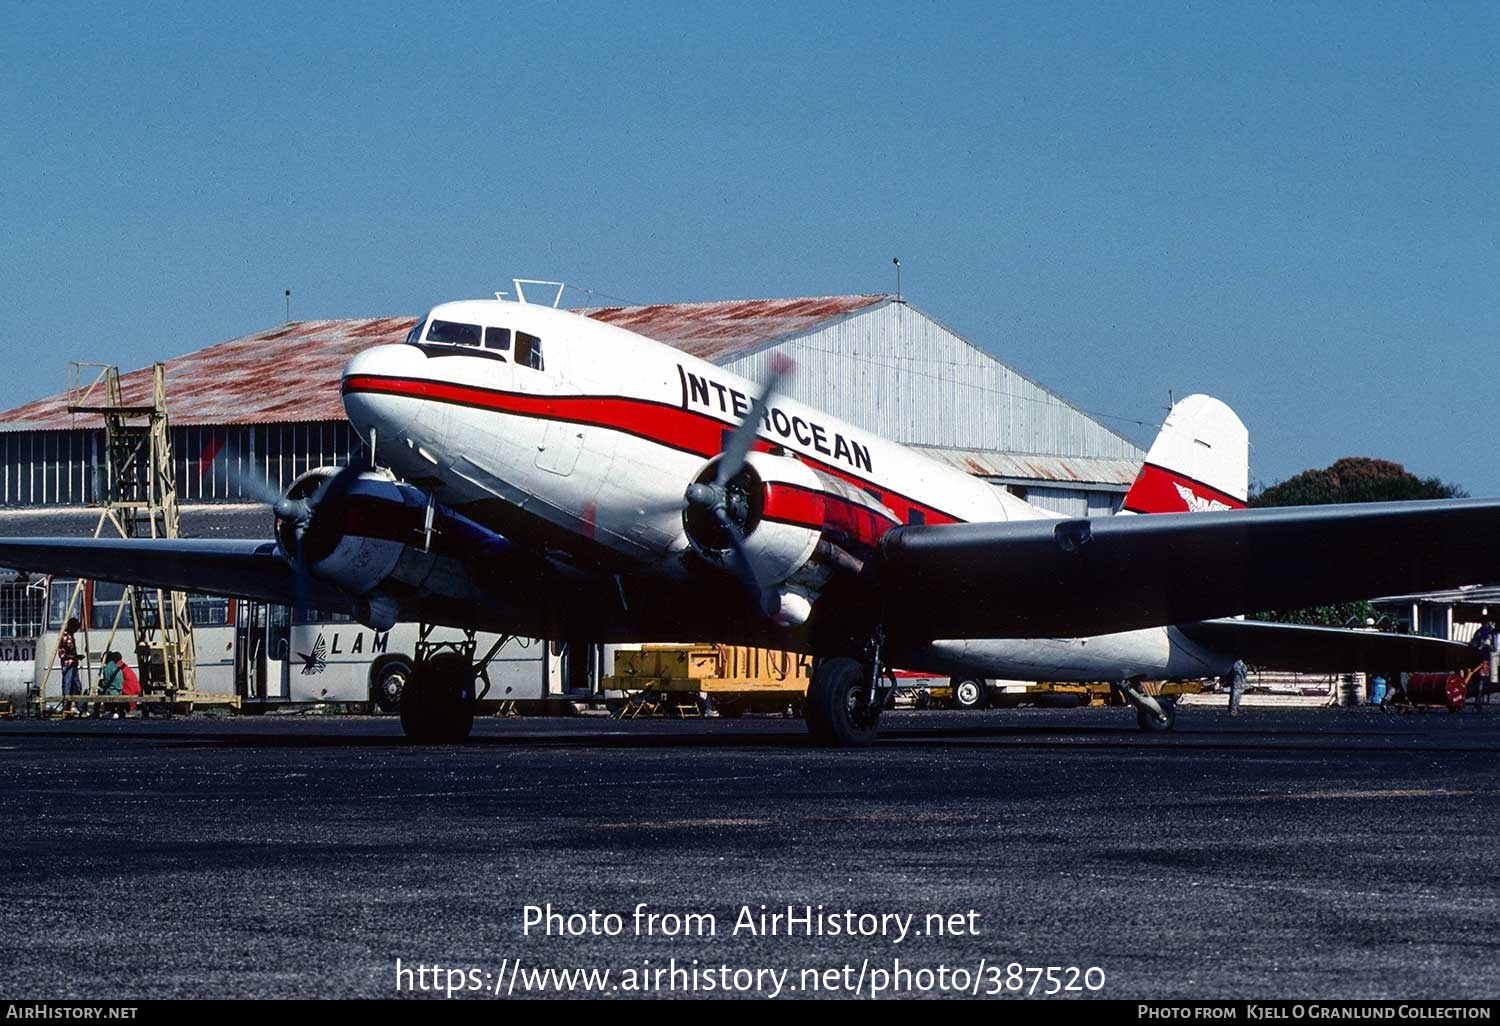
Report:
0,294,1492,745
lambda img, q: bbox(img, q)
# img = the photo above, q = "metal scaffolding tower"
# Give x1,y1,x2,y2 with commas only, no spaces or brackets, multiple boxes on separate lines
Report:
51,362,196,700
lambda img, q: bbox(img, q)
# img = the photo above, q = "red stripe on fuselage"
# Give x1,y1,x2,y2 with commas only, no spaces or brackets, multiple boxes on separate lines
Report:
761,482,901,552
341,374,962,526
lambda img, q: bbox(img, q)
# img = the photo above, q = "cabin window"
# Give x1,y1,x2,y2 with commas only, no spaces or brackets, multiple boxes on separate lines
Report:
514,331,544,371
907,508,926,526
484,326,511,352
404,317,426,346
425,320,481,347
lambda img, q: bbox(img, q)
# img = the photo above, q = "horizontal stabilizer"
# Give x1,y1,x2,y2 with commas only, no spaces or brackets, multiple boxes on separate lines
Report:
1180,618,1479,674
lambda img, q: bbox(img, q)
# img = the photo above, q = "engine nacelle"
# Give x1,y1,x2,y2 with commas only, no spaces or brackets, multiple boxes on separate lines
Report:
682,451,900,597
274,466,499,625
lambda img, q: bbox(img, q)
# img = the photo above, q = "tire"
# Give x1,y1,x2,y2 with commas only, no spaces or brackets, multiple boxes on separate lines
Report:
371,657,412,715
951,677,988,711
1136,696,1177,732
805,657,879,747
399,652,476,743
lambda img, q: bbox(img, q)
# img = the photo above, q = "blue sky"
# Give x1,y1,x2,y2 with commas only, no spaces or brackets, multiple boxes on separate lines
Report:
2,1,1495,494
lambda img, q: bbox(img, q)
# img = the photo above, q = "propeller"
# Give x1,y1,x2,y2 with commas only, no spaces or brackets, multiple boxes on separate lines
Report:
200,436,371,611
682,354,794,618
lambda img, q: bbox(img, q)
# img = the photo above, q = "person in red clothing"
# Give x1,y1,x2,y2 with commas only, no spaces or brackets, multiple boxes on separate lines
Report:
118,653,142,715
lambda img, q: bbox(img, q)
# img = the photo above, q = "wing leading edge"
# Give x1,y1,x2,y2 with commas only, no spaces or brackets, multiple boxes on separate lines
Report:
0,537,346,610
878,498,1500,641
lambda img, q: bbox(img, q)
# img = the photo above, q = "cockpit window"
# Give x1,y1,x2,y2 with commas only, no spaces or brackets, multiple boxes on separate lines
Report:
404,317,426,346
426,320,481,347
515,331,544,371
484,327,511,351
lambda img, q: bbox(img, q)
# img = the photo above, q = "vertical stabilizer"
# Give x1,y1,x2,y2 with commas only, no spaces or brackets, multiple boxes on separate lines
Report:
1121,394,1248,514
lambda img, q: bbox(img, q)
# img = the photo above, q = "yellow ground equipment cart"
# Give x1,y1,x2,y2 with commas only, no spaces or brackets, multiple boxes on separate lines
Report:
923,679,1204,710
606,644,811,718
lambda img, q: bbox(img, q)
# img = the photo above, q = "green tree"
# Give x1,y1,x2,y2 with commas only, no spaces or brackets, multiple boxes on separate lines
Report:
1250,457,1465,508
1249,458,1466,626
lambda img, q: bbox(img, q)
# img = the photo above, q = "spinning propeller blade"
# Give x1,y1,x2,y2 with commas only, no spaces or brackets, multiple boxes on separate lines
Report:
682,355,795,619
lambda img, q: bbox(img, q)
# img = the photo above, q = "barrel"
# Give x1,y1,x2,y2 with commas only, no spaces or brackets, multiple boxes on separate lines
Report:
1338,674,1363,706
1406,672,1467,712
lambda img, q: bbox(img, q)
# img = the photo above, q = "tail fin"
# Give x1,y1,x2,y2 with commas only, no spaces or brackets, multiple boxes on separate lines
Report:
1121,394,1248,514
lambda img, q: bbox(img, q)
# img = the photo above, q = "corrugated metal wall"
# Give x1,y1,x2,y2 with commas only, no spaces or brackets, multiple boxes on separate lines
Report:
0,422,362,506
719,303,1142,461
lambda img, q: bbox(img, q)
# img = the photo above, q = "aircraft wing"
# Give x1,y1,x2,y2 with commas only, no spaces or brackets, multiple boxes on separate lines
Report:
0,537,347,609
1178,618,1478,673
878,498,1500,640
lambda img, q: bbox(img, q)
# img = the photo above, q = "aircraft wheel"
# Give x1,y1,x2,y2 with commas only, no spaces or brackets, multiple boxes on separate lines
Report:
400,652,475,743
371,657,412,715
951,677,988,710
805,657,879,747
1136,696,1177,732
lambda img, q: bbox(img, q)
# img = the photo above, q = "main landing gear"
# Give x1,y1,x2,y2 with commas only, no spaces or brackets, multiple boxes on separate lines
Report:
805,631,897,748
1112,678,1178,732
398,624,515,743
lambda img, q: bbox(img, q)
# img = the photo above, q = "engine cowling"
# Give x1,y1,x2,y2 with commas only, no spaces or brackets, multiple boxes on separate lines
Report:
274,466,496,628
682,451,899,619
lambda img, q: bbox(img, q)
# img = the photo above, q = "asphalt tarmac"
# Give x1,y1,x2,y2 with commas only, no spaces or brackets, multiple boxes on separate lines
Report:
2,703,1498,1000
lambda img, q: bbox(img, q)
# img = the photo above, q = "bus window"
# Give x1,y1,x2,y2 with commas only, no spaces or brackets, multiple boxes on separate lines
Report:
515,332,544,371
292,606,354,625
189,595,231,627
48,579,77,630
90,580,136,630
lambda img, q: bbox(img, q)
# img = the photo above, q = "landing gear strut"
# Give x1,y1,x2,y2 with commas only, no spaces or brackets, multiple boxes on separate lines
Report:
1112,678,1177,732
805,630,896,747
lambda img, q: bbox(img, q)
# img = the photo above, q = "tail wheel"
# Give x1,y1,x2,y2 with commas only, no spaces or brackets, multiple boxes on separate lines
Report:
371,658,412,715
951,677,988,710
1136,697,1178,732
805,657,879,747
399,652,475,743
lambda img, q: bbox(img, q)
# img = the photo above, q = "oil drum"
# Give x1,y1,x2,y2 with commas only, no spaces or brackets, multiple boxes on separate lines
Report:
1405,672,1467,712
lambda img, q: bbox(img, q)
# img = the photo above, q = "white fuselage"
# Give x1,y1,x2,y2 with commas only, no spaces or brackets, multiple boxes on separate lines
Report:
340,299,1233,683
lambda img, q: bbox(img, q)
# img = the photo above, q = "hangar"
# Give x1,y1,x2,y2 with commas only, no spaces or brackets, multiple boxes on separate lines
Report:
0,292,1145,660
0,293,1143,529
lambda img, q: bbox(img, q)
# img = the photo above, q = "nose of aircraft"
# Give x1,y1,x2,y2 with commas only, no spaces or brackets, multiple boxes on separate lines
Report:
340,343,429,441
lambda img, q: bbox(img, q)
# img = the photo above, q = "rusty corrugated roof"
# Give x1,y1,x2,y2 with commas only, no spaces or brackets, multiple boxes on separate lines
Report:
0,295,890,432
0,317,416,431
911,446,1141,487
578,294,888,361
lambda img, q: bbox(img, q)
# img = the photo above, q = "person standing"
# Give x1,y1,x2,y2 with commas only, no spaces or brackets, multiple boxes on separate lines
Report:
1225,659,1248,717
58,617,82,715
1471,621,1497,711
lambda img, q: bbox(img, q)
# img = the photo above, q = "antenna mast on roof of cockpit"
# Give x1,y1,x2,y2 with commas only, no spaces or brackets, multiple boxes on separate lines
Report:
510,279,567,308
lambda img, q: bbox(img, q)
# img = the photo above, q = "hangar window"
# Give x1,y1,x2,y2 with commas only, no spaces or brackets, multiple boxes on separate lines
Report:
425,320,482,347
484,326,511,352
514,331,544,371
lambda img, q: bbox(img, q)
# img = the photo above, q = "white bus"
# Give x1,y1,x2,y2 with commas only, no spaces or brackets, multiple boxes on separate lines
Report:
32,577,603,713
